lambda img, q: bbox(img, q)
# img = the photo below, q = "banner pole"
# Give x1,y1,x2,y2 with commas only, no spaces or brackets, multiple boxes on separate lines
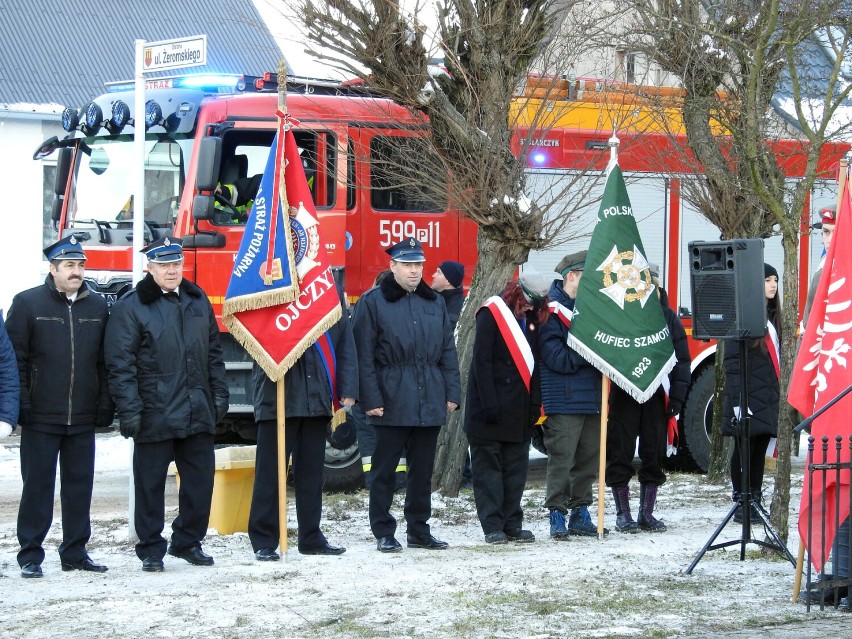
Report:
277,378,288,556
792,541,806,602
836,157,848,212
597,376,611,539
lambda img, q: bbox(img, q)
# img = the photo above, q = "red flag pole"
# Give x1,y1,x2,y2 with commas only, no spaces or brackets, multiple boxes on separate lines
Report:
275,60,290,558
598,376,611,539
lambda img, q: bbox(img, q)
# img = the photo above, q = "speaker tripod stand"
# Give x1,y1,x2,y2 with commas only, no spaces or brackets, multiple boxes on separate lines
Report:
684,339,796,574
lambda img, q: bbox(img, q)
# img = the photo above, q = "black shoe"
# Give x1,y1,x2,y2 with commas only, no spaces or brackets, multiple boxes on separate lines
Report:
21,561,43,579
168,544,214,566
485,531,509,545
505,528,535,543
142,557,165,572
61,557,108,573
376,535,403,553
254,548,280,562
299,542,346,556
407,533,448,550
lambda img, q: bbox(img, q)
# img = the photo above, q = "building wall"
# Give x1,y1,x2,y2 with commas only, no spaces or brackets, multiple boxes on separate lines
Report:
0,112,63,310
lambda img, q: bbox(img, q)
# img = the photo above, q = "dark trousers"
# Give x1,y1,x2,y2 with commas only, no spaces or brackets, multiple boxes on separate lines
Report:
370,425,439,539
249,417,328,551
17,427,95,566
467,435,530,534
606,386,667,487
133,433,214,562
730,433,771,496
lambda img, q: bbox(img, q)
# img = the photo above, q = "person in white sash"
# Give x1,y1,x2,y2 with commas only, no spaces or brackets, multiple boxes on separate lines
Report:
722,262,782,523
463,273,549,544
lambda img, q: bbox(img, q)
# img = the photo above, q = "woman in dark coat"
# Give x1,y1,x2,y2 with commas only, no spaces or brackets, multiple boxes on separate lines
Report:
723,263,781,517
464,276,549,544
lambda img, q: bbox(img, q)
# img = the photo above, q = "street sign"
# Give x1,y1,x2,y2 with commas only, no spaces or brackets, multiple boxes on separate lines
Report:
142,35,207,72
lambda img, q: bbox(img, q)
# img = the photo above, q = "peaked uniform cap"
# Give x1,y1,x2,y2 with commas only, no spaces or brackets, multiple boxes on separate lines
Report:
812,205,837,229
555,250,587,276
386,237,426,262
143,236,184,263
518,267,550,303
44,235,86,261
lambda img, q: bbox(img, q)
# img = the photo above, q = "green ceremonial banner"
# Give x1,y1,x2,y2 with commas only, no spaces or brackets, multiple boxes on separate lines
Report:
567,164,675,403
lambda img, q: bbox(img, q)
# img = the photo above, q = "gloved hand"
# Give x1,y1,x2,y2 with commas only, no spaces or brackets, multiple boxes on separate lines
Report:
0,421,13,438
119,414,142,439
18,406,32,426
96,409,115,429
214,395,229,424
529,404,542,426
666,399,683,418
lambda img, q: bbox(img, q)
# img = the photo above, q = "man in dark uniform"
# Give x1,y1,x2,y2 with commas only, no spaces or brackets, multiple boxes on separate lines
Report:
249,288,358,561
7,236,113,578
105,237,228,572
352,237,461,553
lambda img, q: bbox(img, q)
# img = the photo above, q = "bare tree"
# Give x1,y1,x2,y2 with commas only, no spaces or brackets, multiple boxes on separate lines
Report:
610,0,852,540
290,0,617,493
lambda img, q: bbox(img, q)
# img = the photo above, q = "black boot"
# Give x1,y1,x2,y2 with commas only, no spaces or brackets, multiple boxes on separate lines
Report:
611,485,638,533
732,490,743,523
638,483,666,532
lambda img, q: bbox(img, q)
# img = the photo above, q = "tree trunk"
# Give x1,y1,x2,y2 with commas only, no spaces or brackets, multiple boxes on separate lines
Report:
707,341,729,482
433,230,530,496
767,230,801,544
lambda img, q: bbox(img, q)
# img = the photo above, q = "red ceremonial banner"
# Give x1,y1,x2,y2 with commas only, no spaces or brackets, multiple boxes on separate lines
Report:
223,125,341,381
788,171,852,572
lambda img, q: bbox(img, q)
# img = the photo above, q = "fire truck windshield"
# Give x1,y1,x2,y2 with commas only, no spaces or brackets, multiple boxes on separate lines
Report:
64,136,190,243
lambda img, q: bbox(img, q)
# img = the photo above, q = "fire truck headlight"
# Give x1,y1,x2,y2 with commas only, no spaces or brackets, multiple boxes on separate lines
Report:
109,100,131,132
145,100,163,129
61,107,80,132
83,102,103,135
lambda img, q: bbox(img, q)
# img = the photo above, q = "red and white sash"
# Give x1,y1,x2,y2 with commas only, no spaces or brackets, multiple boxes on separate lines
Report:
482,296,534,391
765,320,780,380
547,300,574,329
765,320,780,458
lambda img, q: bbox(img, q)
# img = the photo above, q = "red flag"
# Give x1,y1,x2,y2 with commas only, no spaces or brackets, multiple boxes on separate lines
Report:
223,124,341,380
788,172,852,572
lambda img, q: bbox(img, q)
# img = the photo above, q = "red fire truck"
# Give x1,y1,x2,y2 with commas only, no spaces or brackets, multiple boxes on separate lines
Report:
36,72,846,487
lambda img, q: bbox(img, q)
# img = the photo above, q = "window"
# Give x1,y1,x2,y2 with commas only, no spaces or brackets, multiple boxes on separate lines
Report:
369,136,446,212
42,164,59,248
212,129,337,226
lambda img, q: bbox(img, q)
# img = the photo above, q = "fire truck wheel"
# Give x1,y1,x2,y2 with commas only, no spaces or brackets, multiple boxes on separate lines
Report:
682,366,714,472
323,437,365,493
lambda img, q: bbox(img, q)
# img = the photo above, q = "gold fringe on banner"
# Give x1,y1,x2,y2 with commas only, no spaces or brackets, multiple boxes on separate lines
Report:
223,304,342,382
330,408,347,429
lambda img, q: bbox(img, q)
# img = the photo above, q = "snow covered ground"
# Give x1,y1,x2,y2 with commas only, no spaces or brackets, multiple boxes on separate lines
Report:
0,432,845,639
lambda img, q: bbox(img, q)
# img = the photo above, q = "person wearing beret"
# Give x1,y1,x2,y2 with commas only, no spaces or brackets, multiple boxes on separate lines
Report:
538,249,607,538
352,237,461,553
6,236,113,578
464,272,549,544
721,263,781,523
432,260,465,331
105,236,228,572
